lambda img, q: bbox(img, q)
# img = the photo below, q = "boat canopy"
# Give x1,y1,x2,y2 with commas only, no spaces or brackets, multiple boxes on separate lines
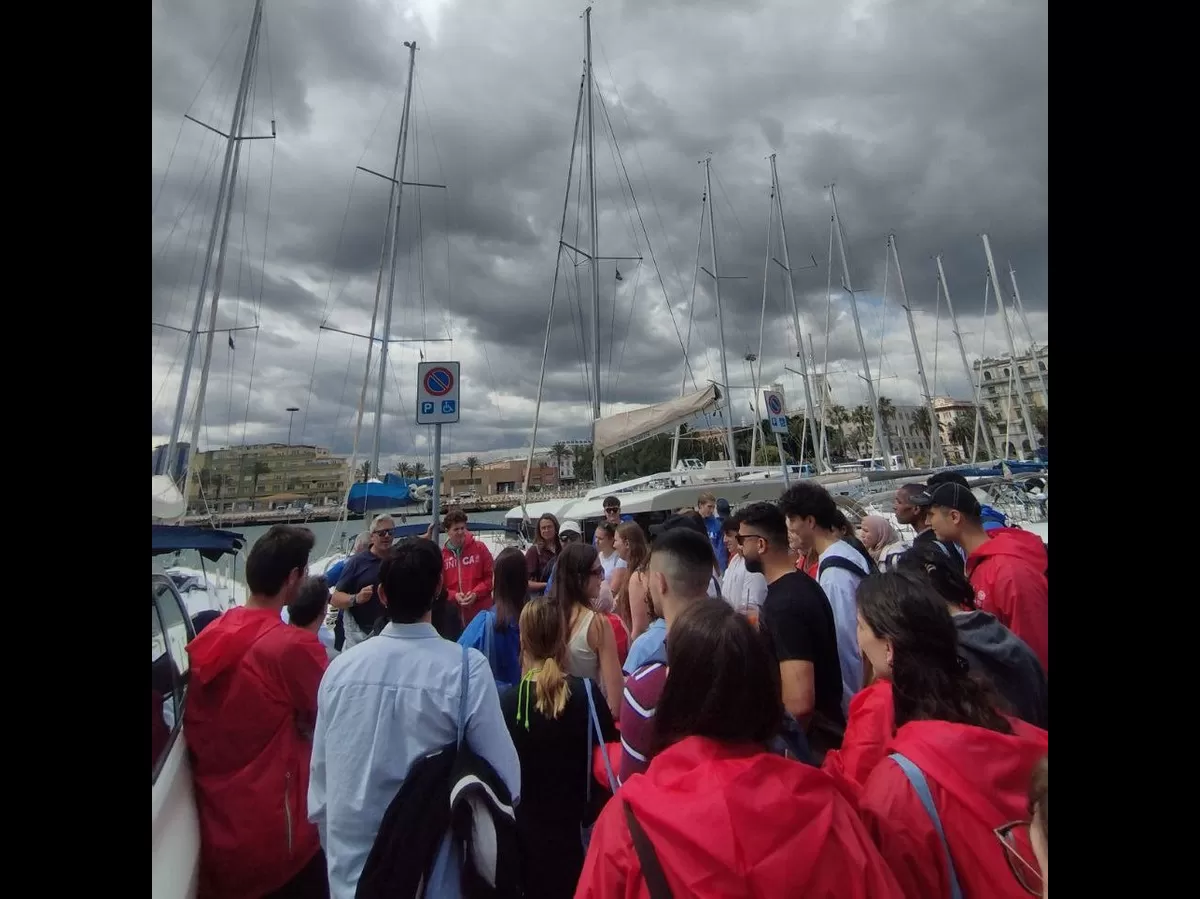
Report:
593,384,721,457
152,525,246,562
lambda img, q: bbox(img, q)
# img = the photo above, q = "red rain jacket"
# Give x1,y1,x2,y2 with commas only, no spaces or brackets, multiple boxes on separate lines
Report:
575,736,903,899
442,532,495,627
184,607,329,899
859,718,1048,899
965,529,1049,673
822,679,895,805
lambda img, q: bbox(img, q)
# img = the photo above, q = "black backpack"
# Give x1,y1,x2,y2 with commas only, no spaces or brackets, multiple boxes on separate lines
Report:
817,554,872,581
355,647,520,899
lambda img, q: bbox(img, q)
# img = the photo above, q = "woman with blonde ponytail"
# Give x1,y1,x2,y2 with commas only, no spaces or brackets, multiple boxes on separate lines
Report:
500,598,619,899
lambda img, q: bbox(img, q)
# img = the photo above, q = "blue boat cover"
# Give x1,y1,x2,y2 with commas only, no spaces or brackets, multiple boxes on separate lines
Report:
152,525,246,561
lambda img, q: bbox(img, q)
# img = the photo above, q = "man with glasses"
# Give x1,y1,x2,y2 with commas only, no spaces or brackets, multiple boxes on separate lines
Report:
331,514,394,650
593,496,632,546
739,502,845,762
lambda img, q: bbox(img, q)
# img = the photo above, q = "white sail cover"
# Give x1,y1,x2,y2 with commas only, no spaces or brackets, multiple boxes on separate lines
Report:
152,474,186,520
593,384,721,456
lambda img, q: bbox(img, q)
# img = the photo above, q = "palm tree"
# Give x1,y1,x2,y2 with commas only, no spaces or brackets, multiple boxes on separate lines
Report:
948,414,975,461
465,456,480,489
852,405,874,456
358,460,372,482
412,461,428,479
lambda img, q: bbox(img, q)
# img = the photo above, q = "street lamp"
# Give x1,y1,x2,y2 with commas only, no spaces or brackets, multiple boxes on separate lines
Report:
286,407,300,445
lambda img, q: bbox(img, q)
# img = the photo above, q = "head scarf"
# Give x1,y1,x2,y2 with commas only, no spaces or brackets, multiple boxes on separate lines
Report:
860,515,901,561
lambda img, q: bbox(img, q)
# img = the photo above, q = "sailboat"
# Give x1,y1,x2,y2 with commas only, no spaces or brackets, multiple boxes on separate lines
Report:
502,16,868,537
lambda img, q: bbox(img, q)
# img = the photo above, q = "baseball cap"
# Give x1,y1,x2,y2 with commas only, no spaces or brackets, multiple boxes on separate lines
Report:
649,513,708,540
559,520,583,536
716,498,732,517
910,482,981,518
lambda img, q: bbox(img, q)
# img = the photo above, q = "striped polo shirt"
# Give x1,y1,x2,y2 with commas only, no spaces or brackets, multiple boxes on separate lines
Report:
618,659,669,783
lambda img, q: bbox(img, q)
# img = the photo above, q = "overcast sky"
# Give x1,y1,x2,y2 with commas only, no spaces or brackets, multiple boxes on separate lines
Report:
152,0,1047,469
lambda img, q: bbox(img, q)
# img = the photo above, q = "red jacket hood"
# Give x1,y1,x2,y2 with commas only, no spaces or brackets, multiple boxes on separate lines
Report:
616,736,902,897
889,718,1048,828
188,606,283,685
966,528,1047,576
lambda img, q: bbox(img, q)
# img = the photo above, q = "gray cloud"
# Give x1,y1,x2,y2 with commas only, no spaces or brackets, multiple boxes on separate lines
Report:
153,0,1046,464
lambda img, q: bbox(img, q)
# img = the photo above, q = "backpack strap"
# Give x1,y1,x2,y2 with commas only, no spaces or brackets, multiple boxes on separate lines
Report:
888,753,963,899
709,573,722,599
818,555,869,580
623,800,674,899
457,644,470,748
584,679,618,792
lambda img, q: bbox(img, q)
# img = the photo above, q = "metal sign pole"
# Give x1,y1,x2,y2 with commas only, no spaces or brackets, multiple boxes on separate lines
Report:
775,432,790,485
431,424,443,530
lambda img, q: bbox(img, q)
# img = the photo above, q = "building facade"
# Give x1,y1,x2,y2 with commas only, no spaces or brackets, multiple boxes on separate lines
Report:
972,345,1048,458
187,443,351,513
440,457,560,497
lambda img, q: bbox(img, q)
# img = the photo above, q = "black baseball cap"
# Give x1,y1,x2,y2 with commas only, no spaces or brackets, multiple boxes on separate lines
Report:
716,497,732,517
649,513,708,540
911,482,981,517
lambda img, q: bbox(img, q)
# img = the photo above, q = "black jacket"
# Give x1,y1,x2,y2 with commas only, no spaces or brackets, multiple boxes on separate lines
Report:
955,610,1049,729
356,721,521,898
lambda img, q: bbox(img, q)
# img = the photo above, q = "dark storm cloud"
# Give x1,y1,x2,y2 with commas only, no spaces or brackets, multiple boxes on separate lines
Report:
153,0,1046,457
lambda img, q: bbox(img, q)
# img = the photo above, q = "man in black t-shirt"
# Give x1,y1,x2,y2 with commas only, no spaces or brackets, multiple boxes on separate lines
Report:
738,502,845,759
331,514,394,648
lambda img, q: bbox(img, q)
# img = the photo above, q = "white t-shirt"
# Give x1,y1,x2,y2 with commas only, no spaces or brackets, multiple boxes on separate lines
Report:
720,554,768,615
599,550,624,582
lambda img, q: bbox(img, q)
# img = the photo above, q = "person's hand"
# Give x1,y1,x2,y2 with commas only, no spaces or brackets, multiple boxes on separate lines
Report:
356,585,374,605
458,592,476,607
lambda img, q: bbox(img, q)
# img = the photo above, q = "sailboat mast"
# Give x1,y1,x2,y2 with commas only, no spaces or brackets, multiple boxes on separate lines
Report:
750,183,775,468
161,0,265,478
888,234,942,467
1006,263,1048,405
703,157,738,468
981,234,1037,457
670,185,707,471
182,65,255,501
370,41,418,477
771,155,821,472
935,254,997,460
584,7,604,486
830,185,894,470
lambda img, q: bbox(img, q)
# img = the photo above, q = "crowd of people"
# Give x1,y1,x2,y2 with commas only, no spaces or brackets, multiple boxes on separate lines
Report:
168,473,1048,899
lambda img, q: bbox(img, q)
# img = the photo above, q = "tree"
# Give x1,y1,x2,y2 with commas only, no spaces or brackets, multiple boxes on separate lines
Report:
1030,404,1048,444
465,456,480,488
412,461,428,479
574,444,595,482
851,406,874,456
877,396,896,445
251,460,271,499
358,460,372,482
948,414,975,460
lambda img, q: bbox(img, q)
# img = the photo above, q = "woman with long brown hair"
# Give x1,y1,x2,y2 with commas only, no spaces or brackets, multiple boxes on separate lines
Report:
525,513,561,594
856,570,1047,899
547,543,624,718
457,546,528,688
612,521,651,641
499,598,619,899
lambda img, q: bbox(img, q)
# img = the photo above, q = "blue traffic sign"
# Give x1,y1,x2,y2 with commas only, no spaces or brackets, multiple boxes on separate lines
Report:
421,401,435,415
424,366,454,396
767,394,783,415
441,400,456,414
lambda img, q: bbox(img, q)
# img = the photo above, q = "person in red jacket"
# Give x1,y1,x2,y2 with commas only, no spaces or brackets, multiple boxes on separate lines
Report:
441,509,495,628
184,524,331,899
576,599,903,899
920,481,1049,673
855,570,1047,899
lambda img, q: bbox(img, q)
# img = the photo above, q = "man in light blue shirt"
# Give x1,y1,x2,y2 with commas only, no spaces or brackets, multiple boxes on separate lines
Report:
309,537,520,899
